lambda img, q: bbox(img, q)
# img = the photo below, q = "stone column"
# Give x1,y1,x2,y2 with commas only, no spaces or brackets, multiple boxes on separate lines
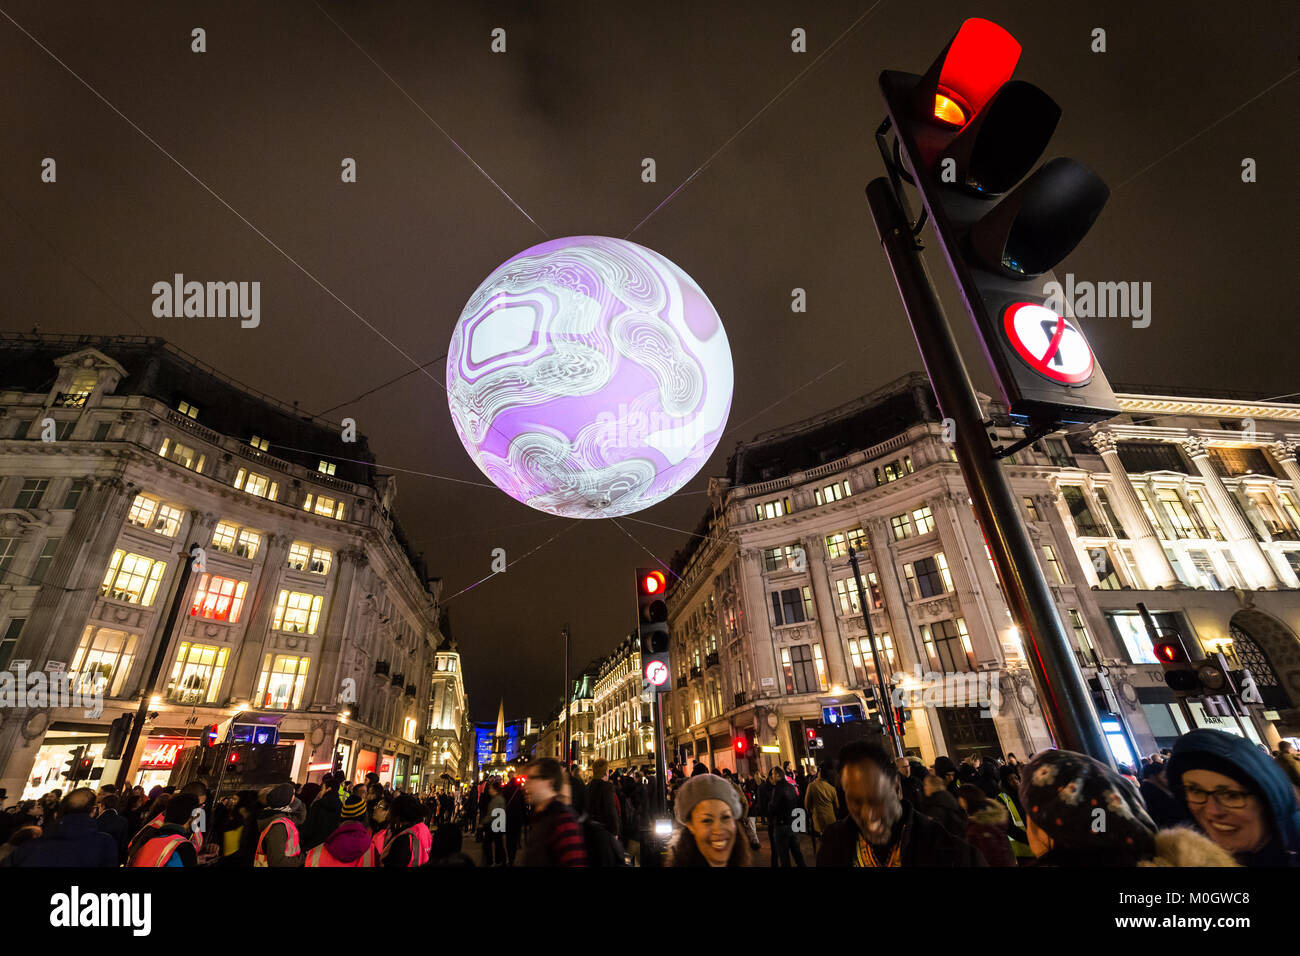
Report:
934,491,1002,666
309,548,367,708
1271,441,1300,489
865,517,920,676
801,534,849,688
226,531,293,703
1089,430,1179,588
1181,437,1279,589
737,547,780,699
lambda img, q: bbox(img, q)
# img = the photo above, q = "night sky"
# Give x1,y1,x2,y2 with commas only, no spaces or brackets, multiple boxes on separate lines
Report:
4,1,1297,722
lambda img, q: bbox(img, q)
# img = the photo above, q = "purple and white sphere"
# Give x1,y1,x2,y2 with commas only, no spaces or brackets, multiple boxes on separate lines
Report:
447,236,733,519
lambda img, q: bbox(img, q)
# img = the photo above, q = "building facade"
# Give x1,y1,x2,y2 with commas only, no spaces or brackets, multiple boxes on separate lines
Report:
593,633,654,771
0,334,465,797
427,634,468,783
664,373,1300,775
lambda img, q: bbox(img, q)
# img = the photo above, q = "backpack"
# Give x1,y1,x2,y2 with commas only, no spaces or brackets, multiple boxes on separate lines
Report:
580,814,626,867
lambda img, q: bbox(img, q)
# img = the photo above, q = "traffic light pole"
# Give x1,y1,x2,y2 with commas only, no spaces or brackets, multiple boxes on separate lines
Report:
847,545,904,757
114,544,199,791
866,177,1112,765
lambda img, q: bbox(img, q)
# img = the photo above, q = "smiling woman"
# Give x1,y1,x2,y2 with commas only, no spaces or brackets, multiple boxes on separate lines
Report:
668,774,750,867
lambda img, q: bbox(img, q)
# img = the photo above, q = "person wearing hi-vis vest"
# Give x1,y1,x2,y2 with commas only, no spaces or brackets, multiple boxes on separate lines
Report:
128,794,201,867
381,794,431,867
996,765,1034,862
304,795,375,866
254,784,303,867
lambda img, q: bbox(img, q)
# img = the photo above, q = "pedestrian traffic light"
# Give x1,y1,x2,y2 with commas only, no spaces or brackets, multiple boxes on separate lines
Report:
893,707,911,741
733,736,748,757
63,746,85,782
103,713,133,760
636,568,671,694
1153,635,1201,695
879,17,1119,428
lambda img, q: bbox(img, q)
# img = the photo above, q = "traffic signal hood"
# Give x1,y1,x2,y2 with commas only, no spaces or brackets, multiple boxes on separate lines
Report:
635,568,671,693
880,17,1119,427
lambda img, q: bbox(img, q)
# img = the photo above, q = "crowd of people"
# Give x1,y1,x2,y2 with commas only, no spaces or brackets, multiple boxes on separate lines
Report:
1,729,1296,868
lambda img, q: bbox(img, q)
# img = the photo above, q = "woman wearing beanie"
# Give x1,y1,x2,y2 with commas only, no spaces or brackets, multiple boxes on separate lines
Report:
1019,749,1235,867
304,794,375,866
1167,729,1300,867
668,774,751,867
956,784,1016,867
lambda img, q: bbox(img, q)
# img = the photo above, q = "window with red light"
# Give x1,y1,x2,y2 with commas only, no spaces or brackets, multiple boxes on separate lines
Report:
190,574,249,622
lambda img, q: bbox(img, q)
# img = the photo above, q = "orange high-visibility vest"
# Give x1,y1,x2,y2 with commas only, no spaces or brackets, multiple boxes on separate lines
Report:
130,833,188,867
253,817,301,867
304,843,376,867
380,826,429,867
135,812,203,851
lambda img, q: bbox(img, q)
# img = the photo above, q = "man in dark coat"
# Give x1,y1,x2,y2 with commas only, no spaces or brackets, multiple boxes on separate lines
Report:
2,788,118,867
1139,761,1192,830
817,741,986,867
302,772,344,849
766,766,807,867
96,793,130,864
920,770,968,838
585,758,621,839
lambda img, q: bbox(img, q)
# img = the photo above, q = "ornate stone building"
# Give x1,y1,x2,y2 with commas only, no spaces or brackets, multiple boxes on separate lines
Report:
664,373,1300,774
0,334,463,797
593,632,654,771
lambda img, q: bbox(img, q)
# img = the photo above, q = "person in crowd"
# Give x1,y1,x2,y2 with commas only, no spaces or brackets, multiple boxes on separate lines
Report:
305,794,375,867
586,758,621,840
1019,748,1235,867
932,755,959,795
368,795,393,859
691,758,708,777
219,791,261,866
619,772,649,864
567,764,588,817
766,765,806,867
996,765,1033,863
302,771,344,849
519,757,586,866
1167,728,1300,867
957,784,1016,867
817,741,986,867
381,794,432,867
96,793,130,864
254,784,303,867
126,794,202,867
896,758,921,806
479,780,507,866
668,773,751,867
0,825,40,866
425,821,476,867
504,778,527,865
461,783,479,833
976,758,1002,799
920,769,968,838
1139,760,1193,829
1276,740,1300,799
804,763,839,856
2,788,118,867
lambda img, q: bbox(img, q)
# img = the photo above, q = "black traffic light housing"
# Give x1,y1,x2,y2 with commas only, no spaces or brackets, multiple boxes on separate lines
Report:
103,714,133,760
63,746,85,782
636,568,671,693
1153,634,1201,696
880,17,1119,428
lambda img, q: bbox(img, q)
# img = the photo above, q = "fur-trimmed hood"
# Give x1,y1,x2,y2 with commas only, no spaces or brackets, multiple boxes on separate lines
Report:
969,799,1010,829
1138,827,1239,868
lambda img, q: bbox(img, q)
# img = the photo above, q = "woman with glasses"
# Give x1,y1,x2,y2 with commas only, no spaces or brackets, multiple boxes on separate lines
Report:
1168,728,1300,867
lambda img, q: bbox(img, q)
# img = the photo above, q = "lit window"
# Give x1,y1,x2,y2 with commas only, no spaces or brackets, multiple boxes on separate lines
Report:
249,435,270,452
256,653,310,709
127,495,159,528
912,505,936,534
212,522,238,553
1157,488,1207,539
1062,486,1107,537
235,529,261,559
1067,609,1095,658
1023,497,1040,521
1043,546,1066,584
157,438,205,473
890,513,912,541
101,550,167,606
272,590,323,634
835,578,861,614
69,626,138,698
190,574,248,622
756,497,792,521
303,493,345,520
1186,490,1223,541
167,642,229,704
177,401,199,419
287,541,311,570
846,528,867,552
812,644,829,691
318,460,337,476
234,469,278,501
825,533,847,559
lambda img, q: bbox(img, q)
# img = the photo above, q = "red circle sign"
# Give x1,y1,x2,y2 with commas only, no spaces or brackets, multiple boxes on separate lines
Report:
644,660,669,686
1002,302,1094,385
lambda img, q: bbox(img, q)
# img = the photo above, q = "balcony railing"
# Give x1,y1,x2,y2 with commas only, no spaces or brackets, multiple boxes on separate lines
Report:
689,666,701,679
705,652,719,668
374,661,389,676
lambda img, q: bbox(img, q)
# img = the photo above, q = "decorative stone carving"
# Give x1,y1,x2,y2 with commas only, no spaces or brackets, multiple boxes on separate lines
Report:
1090,430,1119,455
1180,436,1208,459
1270,441,1297,463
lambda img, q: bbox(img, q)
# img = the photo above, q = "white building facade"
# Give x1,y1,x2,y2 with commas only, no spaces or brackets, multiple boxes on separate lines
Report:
664,373,1300,774
593,633,654,771
0,335,466,797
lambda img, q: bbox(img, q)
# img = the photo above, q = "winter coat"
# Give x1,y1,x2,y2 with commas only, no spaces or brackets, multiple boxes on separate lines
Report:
1,813,118,867
1140,780,1192,830
301,786,342,849
816,800,987,867
480,793,506,830
804,778,839,834
963,799,1017,867
586,778,621,838
519,800,587,867
312,821,374,865
767,779,800,827
920,788,968,839
1138,827,1239,867
254,809,303,867
96,809,130,864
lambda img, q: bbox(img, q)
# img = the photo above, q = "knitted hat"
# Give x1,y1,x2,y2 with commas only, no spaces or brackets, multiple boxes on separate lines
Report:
1020,749,1156,855
340,793,368,820
266,783,294,809
673,773,742,825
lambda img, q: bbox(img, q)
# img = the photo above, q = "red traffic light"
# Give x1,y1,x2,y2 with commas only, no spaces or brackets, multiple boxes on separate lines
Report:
733,736,747,755
806,727,816,740
640,570,666,595
924,18,1021,128
1154,641,1186,664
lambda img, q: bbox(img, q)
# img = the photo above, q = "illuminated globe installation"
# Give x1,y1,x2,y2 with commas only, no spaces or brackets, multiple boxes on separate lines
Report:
446,236,733,519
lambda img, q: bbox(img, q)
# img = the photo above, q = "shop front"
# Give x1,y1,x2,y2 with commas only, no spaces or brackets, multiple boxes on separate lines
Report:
354,748,377,785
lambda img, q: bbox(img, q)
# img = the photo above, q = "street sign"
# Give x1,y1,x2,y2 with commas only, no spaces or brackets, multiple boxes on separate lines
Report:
1002,303,1095,384
644,659,669,687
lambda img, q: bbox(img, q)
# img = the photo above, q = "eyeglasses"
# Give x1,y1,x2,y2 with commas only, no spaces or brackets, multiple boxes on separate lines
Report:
1182,785,1252,809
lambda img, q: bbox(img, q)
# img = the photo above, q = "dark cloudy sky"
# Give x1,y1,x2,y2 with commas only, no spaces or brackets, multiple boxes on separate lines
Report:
3,1,1297,721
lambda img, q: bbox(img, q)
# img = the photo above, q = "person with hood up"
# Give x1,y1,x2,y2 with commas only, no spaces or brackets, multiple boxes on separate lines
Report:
304,794,374,866
1019,748,1236,867
667,773,751,867
381,793,431,867
1167,728,1300,867
301,771,345,849
126,794,202,867
254,784,304,867
957,784,1016,867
